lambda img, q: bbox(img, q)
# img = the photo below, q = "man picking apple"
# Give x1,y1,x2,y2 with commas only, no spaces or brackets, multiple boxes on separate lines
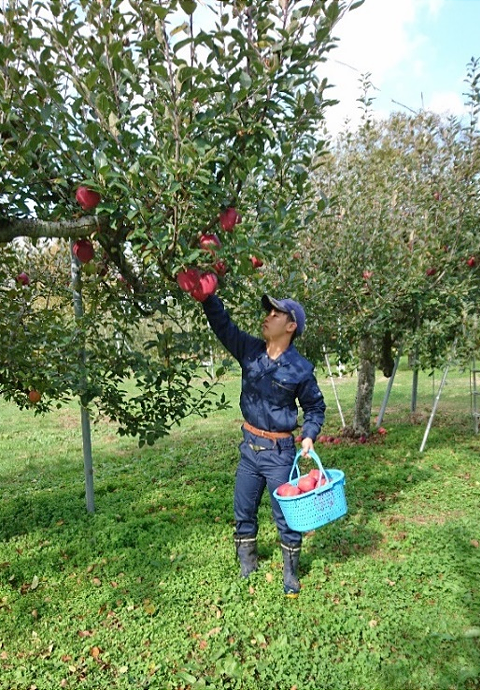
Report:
199,292,326,596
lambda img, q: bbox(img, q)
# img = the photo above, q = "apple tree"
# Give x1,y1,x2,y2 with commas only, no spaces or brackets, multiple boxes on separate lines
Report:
0,0,364,446
267,66,480,436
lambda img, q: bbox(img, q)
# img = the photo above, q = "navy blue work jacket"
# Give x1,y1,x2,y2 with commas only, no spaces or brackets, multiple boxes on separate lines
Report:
202,295,326,441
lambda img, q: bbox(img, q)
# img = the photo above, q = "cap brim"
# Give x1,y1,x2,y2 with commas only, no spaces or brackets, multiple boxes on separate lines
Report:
261,294,288,313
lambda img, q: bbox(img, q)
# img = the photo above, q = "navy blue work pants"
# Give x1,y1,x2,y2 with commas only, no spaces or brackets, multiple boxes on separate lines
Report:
234,428,302,546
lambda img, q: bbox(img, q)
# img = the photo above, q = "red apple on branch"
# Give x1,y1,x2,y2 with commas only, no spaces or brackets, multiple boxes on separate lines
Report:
176,268,201,292
73,239,95,264
28,390,42,404
117,274,132,291
199,233,222,252
212,260,228,277
190,272,218,302
219,207,241,232
75,186,101,211
251,256,264,268
15,271,30,286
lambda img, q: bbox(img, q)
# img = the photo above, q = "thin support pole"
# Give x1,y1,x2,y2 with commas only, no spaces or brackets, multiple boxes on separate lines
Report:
471,358,479,435
323,347,346,428
70,241,95,513
419,364,450,453
411,345,419,413
376,345,402,428
411,367,419,413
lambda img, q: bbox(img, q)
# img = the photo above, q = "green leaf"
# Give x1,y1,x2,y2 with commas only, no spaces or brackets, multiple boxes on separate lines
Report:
170,22,189,37
94,151,109,172
349,0,366,10
239,71,252,89
180,0,197,14
304,91,315,110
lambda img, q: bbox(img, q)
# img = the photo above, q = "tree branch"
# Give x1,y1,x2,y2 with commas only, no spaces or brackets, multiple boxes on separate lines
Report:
0,215,110,243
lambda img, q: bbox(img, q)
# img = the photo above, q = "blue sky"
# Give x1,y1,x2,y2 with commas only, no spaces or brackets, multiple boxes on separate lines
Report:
324,0,480,131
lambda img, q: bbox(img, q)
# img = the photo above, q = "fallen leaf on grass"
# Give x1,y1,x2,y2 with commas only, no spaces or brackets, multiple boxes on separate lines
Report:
206,627,221,638
463,627,480,638
470,539,479,548
143,600,156,615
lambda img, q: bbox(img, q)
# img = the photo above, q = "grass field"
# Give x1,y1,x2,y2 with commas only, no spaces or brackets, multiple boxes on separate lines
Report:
0,361,479,689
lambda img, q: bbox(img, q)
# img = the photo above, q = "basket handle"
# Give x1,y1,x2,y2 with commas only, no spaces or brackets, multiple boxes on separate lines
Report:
288,448,327,484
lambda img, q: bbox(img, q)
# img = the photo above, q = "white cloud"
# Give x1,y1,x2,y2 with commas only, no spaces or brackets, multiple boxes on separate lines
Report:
322,0,450,133
426,91,466,117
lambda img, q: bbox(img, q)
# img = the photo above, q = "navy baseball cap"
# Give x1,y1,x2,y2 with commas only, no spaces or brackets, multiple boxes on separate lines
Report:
261,294,306,336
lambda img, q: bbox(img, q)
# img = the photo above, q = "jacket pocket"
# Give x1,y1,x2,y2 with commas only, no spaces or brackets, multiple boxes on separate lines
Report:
271,378,297,405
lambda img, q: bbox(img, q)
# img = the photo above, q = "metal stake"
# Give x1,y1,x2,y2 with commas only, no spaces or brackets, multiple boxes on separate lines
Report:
376,346,402,427
323,346,346,428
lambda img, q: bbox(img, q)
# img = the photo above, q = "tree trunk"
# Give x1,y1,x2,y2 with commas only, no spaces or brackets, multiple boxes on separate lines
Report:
353,333,376,436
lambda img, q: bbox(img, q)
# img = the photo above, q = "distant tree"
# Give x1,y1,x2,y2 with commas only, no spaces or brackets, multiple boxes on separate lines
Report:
269,64,480,436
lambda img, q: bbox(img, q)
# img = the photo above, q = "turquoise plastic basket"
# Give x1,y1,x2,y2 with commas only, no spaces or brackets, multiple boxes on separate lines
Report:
273,449,347,532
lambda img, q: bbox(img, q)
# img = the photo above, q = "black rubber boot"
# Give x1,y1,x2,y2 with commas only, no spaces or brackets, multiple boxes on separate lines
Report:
234,535,258,578
281,542,301,597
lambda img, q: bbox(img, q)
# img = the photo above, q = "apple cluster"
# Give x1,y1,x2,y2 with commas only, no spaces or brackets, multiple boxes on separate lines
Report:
276,468,328,498
176,206,246,302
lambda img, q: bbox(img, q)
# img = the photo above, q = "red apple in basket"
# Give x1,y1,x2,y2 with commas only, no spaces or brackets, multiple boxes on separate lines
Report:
308,469,328,486
297,475,317,493
276,483,301,497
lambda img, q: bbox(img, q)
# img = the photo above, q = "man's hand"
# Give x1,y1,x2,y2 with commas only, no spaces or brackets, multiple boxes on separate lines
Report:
301,437,314,457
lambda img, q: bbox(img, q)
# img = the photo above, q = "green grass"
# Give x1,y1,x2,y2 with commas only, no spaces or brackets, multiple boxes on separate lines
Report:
0,363,479,689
